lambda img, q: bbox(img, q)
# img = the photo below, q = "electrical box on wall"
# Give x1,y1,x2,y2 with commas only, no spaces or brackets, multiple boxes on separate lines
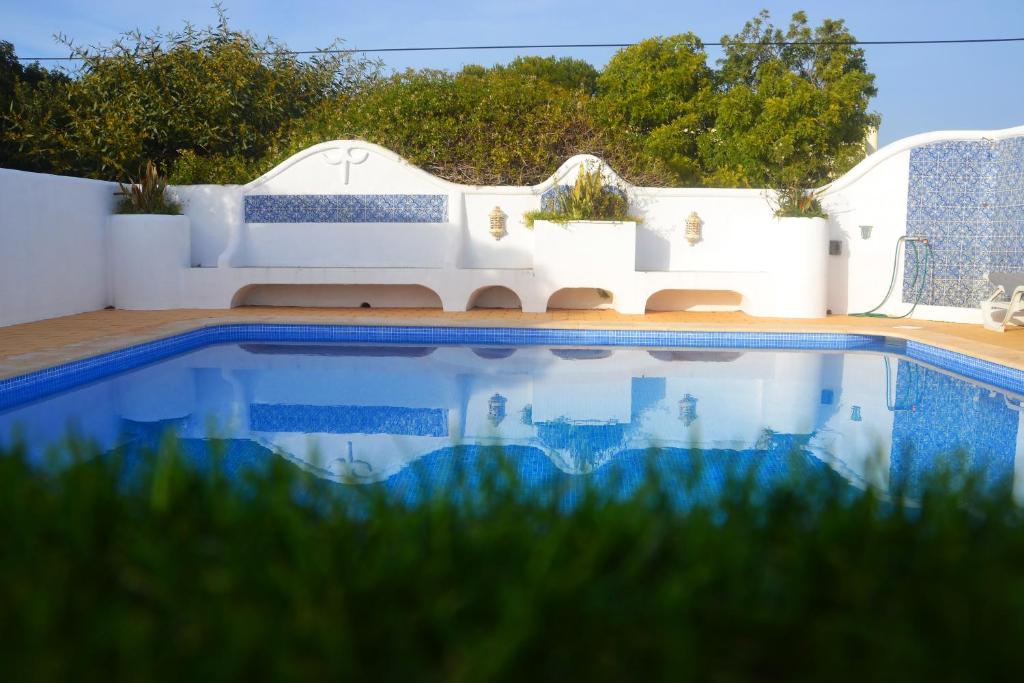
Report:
829,240,842,256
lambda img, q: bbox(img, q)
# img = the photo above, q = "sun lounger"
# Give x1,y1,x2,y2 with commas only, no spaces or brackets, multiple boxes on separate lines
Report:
981,272,1024,332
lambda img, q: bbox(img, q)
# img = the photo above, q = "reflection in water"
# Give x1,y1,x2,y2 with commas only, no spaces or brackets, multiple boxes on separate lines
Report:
2,342,1022,500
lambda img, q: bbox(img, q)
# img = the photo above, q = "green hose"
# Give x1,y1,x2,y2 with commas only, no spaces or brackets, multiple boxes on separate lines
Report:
851,236,931,319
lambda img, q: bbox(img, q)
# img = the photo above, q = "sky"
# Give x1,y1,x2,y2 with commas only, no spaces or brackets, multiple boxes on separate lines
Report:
2,0,1023,145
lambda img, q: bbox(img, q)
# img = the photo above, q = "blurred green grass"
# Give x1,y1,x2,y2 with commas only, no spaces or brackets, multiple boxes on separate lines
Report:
1,435,1023,681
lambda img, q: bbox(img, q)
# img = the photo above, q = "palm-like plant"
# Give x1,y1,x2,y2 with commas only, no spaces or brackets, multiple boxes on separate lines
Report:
115,160,183,215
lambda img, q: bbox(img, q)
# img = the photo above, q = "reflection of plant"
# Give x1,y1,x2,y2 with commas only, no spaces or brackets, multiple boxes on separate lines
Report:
115,160,183,215
536,418,626,473
524,163,638,227
754,428,777,451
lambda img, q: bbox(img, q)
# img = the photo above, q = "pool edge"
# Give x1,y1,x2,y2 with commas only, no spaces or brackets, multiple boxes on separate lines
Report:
1,323,1022,412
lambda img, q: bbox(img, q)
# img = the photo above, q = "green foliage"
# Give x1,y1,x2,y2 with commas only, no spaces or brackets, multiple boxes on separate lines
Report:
524,162,635,227
465,55,600,94
1,436,1024,680
0,41,69,170
699,10,880,192
1,5,380,180
1,10,880,192
595,34,716,185
773,187,828,218
115,160,183,215
264,68,599,186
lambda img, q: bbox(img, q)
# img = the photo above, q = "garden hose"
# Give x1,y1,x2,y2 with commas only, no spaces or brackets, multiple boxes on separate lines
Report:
852,236,931,319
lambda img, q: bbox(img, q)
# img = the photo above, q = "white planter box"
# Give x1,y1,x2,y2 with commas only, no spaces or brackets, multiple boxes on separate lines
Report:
108,214,190,310
763,216,829,318
533,220,637,285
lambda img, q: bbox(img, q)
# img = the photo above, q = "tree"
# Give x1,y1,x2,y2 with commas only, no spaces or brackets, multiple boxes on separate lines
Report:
698,10,880,192
0,41,69,170
254,68,599,186
500,56,599,94
595,34,716,184
2,5,380,180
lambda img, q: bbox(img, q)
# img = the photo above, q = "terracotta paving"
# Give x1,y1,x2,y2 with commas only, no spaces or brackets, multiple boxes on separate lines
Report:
0,307,1022,381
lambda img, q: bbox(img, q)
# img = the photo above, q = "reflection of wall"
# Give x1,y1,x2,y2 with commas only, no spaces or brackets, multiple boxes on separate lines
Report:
11,339,1021,493
806,354,895,490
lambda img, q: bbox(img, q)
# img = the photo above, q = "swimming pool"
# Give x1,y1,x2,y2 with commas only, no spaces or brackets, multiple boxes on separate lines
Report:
1,325,1022,500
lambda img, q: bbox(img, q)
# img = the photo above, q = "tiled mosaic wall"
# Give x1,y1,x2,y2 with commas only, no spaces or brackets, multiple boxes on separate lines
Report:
244,194,448,223
904,136,1024,307
890,359,1017,496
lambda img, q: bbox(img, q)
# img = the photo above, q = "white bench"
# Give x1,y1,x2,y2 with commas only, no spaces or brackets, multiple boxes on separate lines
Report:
981,272,1024,332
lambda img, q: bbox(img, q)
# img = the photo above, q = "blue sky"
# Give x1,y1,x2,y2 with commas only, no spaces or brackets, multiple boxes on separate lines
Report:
3,0,1023,144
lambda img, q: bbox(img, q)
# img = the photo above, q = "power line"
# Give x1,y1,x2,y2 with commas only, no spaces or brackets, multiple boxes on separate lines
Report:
18,36,1024,61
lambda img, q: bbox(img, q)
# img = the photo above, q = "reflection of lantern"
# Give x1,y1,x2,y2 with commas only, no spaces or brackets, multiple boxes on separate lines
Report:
489,206,508,241
488,393,508,426
685,211,702,246
678,394,698,426
850,406,862,422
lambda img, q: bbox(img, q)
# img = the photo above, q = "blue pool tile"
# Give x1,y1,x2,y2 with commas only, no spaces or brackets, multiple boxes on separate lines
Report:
1,325,1022,412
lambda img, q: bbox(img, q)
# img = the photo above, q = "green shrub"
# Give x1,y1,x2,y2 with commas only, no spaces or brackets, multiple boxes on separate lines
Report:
266,68,601,187
114,160,183,215
1,10,880,191
1,434,1023,680
524,162,637,227
1,6,379,181
773,187,828,218
595,34,716,185
463,55,600,94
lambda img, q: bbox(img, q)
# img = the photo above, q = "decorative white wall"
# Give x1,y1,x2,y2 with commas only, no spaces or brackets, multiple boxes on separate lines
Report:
820,123,1024,322
2,123,1022,327
155,140,830,317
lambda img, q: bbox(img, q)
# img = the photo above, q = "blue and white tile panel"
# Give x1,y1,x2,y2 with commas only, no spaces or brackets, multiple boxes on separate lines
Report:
244,194,448,223
904,135,1024,308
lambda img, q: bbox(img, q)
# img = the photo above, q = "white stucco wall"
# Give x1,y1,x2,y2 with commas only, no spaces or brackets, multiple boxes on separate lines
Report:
0,169,115,327
820,123,1024,323
3,124,1023,327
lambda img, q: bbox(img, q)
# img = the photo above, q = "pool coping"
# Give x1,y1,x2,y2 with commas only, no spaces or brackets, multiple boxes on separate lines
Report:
1,322,1023,412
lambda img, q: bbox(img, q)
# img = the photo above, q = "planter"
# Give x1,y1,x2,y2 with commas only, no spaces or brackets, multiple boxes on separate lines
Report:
532,220,637,284
108,214,190,310
764,216,829,318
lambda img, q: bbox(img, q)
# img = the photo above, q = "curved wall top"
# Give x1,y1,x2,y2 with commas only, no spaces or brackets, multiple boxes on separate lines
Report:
820,123,1024,196
241,122,1024,200
240,140,766,198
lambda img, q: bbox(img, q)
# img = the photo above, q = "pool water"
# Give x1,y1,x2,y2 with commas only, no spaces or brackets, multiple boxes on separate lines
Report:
2,341,1022,500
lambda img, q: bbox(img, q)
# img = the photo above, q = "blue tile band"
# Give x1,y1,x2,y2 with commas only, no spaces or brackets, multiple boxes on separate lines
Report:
905,135,1024,308
0,325,1021,412
250,404,449,437
244,194,448,223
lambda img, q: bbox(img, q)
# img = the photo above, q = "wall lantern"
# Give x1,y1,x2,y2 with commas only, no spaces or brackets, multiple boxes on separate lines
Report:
859,224,873,240
488,393,508,426
678,394,698,426
489,206,508,241
685,211,703,246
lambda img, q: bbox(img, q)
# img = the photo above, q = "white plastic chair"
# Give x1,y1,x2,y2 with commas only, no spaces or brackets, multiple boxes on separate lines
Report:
981,272,1024,332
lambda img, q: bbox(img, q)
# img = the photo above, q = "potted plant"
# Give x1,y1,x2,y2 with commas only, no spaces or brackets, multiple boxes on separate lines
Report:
765,181,830,318
108,161,191,310
526,162,640,282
